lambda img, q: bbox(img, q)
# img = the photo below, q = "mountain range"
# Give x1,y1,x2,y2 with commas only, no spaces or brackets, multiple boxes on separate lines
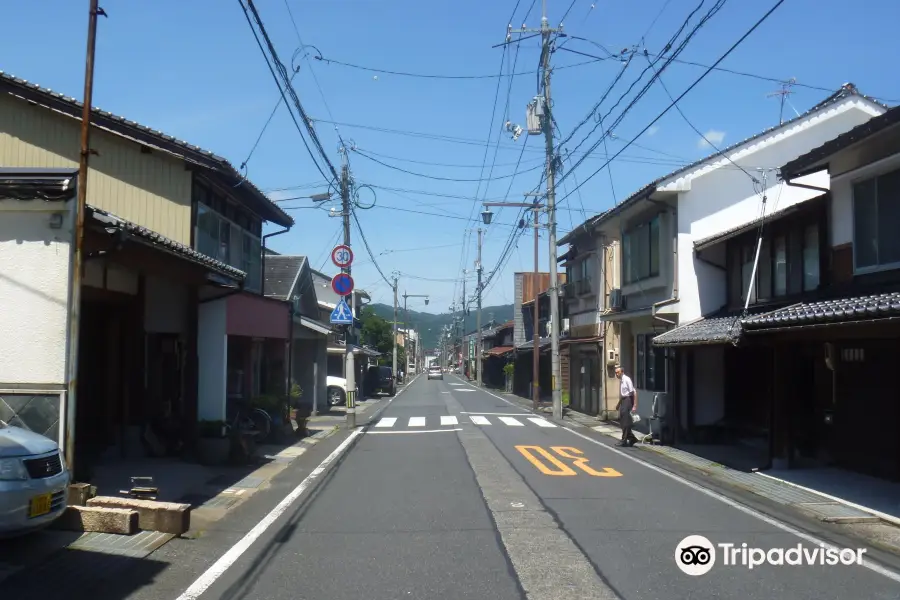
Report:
367,302,515,349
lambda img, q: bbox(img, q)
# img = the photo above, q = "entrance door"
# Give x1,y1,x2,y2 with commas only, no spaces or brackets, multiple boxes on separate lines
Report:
579,356,593,414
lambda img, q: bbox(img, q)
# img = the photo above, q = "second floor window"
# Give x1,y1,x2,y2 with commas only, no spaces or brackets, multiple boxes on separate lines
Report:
853,167,900,272
623,215,660,285
728,221,820,307
196,202,262,292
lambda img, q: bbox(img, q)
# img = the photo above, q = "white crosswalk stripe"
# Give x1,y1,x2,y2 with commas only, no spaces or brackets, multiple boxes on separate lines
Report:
370,415,556,429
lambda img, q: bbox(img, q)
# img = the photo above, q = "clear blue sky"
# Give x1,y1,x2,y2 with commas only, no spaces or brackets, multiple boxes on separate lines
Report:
4,0,899,314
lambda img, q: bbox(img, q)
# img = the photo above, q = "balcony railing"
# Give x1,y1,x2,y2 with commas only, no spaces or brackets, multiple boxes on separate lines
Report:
575,278,593,296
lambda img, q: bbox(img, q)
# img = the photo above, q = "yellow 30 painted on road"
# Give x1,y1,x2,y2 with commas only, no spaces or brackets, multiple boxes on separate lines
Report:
515,445,622,477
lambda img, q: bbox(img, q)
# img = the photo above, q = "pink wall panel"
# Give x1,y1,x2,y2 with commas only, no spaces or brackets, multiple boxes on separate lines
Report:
226,293,289,339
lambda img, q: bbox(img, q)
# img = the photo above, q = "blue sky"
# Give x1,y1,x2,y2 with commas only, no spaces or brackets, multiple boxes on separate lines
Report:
4,0,899,314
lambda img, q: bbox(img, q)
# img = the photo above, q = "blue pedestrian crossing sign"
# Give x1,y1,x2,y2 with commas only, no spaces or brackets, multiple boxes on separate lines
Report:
330,297,353,325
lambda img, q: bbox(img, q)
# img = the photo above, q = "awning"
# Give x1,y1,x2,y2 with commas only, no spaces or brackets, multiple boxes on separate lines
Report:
561,336,602,345
652,314,743,348
295,315,331,335
742,291,900,332
484,345,514,357
516,338,551,352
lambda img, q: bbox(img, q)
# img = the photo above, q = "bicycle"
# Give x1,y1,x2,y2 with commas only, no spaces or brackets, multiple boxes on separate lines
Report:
227,401,272,441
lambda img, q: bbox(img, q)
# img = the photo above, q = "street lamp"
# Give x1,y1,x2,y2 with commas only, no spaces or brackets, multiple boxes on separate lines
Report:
483,197,545,410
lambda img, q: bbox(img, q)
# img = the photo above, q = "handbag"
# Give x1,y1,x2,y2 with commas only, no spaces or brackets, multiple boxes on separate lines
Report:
631,411,641,424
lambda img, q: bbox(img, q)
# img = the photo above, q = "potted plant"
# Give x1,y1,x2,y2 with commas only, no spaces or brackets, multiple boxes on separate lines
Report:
196,420,229,465
503,363,515,393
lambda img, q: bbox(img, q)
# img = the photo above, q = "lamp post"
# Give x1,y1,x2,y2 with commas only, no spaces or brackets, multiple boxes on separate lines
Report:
402,292,429,379
482,199,544,410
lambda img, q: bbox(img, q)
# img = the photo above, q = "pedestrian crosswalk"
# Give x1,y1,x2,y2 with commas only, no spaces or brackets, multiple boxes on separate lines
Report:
372,415,557,429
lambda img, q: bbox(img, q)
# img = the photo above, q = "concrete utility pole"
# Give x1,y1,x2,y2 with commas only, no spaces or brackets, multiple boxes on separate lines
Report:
65,0,105,476
392,273,399,382
341,150,356,429
476,227,483,388
403,291,429,379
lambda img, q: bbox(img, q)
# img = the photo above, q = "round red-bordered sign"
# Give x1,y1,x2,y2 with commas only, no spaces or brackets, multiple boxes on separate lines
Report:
331,272,354,296
331,245,354,269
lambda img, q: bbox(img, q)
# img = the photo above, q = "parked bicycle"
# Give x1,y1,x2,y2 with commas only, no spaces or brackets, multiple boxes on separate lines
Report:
226,400,272,441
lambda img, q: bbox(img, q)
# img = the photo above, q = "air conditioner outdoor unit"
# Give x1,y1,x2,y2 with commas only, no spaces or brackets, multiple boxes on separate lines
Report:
609,288,624,310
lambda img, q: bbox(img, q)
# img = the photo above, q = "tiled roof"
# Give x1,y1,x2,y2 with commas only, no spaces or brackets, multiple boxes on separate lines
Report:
652,313,744,348
0,71,293,227
559,83,886,247
264,255,307,301
0,168,78,202
517,337,551,351
780,105,900,179
484,345,514,356
86,205,244,281
741,292,900,330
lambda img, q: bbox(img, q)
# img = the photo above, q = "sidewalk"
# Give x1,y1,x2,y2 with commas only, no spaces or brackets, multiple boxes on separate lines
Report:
493,386,900,555
0,428,338,587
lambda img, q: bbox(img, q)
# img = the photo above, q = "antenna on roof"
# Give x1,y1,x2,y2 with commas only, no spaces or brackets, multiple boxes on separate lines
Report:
767,78,797,126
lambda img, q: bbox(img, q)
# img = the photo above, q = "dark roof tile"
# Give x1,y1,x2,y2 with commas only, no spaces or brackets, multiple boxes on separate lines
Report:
741,292,900,330
264,255,307,301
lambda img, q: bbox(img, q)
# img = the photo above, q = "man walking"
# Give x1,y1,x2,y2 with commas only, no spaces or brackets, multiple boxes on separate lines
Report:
615,366,639,447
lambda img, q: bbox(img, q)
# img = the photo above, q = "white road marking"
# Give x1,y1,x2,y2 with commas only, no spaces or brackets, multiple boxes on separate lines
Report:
441,415,459,426
175,428,364,600
461,411,530,416
499,416,524,427
375,417,397,428
408,417,426,427
528,417,556,428
448,383,465,386
367,428,463,435
454,389,476,392
470,415,491,425
465,382,900,585
176,376,427,600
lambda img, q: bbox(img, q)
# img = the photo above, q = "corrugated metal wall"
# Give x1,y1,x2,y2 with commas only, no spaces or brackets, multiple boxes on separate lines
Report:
0,94,192,244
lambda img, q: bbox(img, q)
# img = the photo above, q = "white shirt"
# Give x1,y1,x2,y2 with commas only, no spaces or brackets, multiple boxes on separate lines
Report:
619,374,635,398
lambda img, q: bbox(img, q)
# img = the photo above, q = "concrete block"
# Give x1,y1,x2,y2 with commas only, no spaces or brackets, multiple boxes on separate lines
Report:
67,483,93,506
87,496,191,535
53,505,138,534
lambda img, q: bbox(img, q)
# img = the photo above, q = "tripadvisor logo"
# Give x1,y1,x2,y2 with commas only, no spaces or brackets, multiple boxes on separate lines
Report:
675,535,867,576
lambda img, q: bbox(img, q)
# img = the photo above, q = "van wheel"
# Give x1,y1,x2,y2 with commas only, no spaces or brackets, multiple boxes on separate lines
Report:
328,386,346,406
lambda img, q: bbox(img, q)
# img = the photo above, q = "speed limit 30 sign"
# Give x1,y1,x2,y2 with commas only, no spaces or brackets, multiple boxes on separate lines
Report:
331,245,353,269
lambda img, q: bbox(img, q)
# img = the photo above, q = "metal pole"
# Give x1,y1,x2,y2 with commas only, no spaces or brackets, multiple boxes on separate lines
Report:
392,275,398,381
476,228,483,388
541,8,563,420
341,156,356,429
532,208,541,410
404,293,409,379
65,0,102,476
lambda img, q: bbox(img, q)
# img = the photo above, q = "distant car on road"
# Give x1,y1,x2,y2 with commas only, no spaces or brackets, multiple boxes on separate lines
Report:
427,365,443,380
0,423,69,537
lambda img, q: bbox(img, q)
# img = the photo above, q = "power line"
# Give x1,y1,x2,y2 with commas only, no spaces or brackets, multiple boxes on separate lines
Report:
351,208,392,287
352,147,543,182
240,0,340,183
558,0,788,205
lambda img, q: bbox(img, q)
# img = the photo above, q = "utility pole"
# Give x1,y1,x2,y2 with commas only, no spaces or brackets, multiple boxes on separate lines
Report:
461,271,467,377
540,2,563,420
476,227,483,388
341,150,356,429
65,0,104,476
392,273,399,383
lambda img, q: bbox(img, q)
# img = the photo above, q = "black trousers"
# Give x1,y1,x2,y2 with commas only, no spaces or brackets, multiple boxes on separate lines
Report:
620,393,637,444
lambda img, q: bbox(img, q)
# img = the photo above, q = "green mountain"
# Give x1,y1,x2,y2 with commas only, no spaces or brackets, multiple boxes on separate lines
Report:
367,302,515,349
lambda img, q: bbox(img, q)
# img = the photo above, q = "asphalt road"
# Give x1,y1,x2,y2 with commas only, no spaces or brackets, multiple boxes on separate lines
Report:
102,374,900,600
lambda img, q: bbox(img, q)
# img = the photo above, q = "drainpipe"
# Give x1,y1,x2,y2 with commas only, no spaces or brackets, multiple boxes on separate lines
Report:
783,178,829,195
652,209,679,327
287,304,296,414
261,226,291,296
